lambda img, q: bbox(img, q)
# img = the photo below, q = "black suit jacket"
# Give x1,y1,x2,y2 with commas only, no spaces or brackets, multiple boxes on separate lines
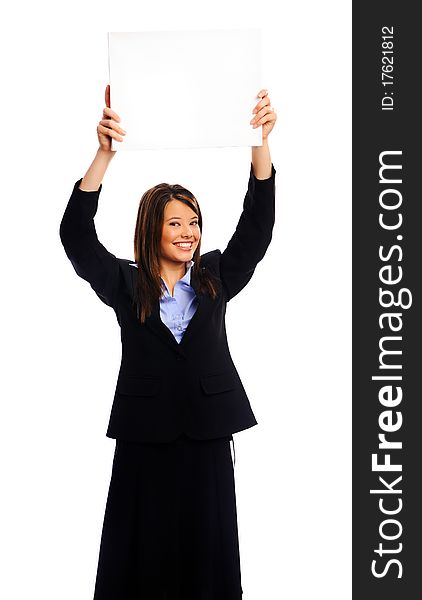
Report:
59,163,276,443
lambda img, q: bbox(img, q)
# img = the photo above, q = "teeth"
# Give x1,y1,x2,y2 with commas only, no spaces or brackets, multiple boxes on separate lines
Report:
174,242,192,247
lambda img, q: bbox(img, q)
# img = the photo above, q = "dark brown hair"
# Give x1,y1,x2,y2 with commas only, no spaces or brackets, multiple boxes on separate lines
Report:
132,182,219,323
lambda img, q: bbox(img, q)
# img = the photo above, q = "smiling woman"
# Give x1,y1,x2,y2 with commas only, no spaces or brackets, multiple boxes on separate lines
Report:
159,194,201,291
131,181,220,320
161,201,200,274
59,83,277,599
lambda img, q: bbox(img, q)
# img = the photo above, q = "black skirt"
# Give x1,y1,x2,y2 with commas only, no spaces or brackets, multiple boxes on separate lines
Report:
92,433,243,600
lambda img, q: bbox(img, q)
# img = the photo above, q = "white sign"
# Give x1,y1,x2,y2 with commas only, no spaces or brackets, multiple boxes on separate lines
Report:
107,29,263,150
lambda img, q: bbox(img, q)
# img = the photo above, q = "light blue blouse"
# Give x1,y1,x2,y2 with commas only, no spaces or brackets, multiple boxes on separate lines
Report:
159,260,198,343
129,259,198,343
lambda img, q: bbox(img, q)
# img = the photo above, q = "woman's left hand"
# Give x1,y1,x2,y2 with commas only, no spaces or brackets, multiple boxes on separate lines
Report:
250,89,277,140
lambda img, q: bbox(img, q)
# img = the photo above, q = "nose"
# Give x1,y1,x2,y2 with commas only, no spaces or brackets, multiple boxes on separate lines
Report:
181,225,194,238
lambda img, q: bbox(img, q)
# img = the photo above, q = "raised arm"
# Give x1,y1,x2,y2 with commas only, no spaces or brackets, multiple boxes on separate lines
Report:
59,86,127,308
59,167,120,309
220,90,277,301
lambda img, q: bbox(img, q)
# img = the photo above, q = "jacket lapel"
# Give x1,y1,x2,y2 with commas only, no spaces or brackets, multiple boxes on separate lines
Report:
178,268,208,347
145,301,181,351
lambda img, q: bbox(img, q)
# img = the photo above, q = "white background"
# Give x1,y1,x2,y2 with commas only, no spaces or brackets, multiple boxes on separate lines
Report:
1,1,351,599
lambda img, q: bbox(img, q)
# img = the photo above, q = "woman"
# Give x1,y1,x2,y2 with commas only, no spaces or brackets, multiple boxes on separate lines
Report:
59,84,277,599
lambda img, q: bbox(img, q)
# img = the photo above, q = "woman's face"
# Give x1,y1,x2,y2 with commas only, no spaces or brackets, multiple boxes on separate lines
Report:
159,199,201,264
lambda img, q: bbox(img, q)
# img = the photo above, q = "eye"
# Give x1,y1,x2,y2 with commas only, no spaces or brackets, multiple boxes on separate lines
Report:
168,220,199,226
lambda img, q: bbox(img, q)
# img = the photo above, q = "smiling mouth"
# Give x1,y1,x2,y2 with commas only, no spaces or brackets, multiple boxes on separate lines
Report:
173,242,194,249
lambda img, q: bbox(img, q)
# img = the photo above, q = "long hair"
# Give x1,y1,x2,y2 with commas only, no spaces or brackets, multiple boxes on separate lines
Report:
132,182,219,323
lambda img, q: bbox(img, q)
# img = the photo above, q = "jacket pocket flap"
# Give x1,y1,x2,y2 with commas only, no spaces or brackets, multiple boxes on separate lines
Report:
200,371,236,395
117,377,161,396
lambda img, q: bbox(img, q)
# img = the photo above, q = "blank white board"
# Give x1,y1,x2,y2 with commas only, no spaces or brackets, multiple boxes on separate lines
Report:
107,29,263,150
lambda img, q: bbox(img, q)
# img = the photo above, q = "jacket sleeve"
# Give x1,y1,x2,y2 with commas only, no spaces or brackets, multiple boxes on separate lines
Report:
59,178,121,309
220,162,276,301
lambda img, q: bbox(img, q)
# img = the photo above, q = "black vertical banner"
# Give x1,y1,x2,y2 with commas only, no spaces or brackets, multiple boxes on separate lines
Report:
353,2,420,598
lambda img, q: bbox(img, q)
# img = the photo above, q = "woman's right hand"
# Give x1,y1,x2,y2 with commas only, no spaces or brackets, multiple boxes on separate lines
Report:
97,84,126,152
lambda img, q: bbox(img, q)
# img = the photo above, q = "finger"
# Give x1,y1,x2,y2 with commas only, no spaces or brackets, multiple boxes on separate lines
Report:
105,84,110,108
103,106,121,123
100,118,126,135
253,111,277,128
250,104,273,125
253,98,270,114
257,89,268,98
98,123,125,141
252,95,270,115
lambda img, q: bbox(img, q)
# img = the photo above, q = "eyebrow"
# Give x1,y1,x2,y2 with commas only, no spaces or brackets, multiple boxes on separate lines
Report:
166,216,198,221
